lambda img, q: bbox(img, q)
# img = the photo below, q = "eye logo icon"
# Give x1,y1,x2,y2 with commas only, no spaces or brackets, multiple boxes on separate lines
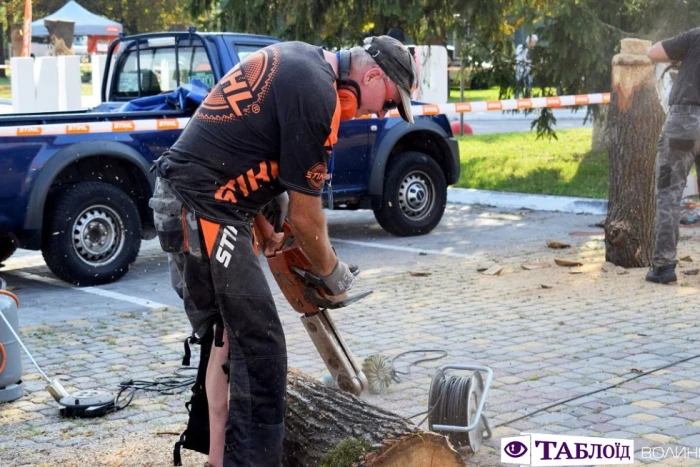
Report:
504,441,528,458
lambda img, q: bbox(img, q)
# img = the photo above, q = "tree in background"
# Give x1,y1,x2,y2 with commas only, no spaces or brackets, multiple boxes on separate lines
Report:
507,0,700,138
187,0,533,48
1,0,195,75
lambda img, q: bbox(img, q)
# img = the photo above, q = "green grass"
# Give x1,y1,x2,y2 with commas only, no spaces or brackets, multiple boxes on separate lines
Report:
456,128,609,199
449,86,500,102
448,86,561,103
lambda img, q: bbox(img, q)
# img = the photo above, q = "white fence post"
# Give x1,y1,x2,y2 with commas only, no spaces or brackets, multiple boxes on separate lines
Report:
57,55,82,111
34,57,59,112
91,54,107,103
10,57,35,113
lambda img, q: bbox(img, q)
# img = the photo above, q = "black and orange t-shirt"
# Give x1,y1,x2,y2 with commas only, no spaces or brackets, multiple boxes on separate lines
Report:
662,28,700,107
155,42,341,224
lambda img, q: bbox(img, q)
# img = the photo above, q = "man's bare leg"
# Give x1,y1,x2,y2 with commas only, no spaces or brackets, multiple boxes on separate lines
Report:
206,325,229,467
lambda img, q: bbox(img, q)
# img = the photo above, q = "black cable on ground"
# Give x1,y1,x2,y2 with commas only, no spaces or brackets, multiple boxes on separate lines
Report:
494,352,700,428
114,366,197,412
391,349,448,383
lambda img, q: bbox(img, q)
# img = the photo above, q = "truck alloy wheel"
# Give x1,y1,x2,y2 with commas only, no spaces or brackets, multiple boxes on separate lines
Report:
374,151,447,236
42,182,141,286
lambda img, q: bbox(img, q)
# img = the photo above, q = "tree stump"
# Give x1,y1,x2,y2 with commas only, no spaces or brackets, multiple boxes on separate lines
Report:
283,369,464,467
605,38,665,267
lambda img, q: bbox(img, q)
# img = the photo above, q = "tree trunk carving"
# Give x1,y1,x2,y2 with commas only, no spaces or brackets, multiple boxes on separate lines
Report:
605,39,665,267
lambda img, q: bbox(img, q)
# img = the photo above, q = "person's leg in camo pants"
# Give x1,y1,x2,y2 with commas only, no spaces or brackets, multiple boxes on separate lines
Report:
652,105,700,267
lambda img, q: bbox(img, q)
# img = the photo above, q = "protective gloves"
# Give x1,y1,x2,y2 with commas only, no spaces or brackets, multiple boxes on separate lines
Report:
321,259,357,296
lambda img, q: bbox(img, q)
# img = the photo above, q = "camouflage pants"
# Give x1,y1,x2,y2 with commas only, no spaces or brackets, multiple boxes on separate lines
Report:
653,105,700,267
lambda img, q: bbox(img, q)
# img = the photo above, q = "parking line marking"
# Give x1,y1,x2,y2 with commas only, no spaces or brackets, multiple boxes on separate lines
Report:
329,238,474,259
11,271,168,309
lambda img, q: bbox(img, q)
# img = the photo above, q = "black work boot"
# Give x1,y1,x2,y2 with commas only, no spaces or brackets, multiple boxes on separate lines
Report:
645,264,677,284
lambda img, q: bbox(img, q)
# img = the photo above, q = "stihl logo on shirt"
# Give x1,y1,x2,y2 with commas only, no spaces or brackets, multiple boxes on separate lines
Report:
215,160,279,204
306,163,329,190
198,48,278,123
216,225,238,268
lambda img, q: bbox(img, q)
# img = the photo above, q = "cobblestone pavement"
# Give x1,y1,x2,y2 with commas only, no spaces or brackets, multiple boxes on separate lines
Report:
3,205,700,466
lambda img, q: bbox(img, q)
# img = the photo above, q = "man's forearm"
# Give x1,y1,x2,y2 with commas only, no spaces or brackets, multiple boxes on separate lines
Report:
647,41,670,62
288,192,337,276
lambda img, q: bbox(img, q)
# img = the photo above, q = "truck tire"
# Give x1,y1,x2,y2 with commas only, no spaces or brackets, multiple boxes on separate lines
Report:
0,233,17,265
373,151,447,236
42,182,142,286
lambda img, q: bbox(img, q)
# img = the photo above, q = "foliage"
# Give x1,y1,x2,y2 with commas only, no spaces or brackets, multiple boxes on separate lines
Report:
1,0,194,38
319,437,372,467
188,0,545,48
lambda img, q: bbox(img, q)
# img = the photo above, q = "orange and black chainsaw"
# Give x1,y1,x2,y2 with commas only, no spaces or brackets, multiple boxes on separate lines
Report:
253,214,370,395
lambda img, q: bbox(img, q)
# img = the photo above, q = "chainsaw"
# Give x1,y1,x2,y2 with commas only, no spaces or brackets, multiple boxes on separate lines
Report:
253,214,371,395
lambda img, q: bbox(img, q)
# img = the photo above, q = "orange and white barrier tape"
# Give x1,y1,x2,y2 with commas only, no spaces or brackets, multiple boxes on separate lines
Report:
386,92,611,118
0,93,610,138
0,117,190,138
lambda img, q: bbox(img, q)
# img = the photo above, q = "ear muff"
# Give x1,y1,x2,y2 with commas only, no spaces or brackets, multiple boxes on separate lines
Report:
336,50,361,121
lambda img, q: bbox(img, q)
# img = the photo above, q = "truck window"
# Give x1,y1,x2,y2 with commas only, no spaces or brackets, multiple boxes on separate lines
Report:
113,38,214,99
233,43,269,61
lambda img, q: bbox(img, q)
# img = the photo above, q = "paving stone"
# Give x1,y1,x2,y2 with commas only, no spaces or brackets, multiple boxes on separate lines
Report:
630,413,660,423
648,417,688,430
677,434,700,448
677,411,700,422
633,400,666,409
562,428,603,437
609,417,640,428
527,412,574,424
647,408,680,418
598,396,629,407
661,425,700,437
624,425,658,435
601,405,645,417
588,423,623,433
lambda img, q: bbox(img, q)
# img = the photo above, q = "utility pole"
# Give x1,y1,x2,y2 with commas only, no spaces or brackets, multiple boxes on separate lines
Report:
455,5,474,136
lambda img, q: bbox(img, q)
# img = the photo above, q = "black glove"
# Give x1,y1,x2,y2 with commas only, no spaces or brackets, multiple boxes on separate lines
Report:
261,192,289,233
321,260,356,296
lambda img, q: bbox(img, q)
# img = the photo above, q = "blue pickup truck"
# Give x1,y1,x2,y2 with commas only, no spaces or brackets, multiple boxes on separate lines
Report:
0,29,460,286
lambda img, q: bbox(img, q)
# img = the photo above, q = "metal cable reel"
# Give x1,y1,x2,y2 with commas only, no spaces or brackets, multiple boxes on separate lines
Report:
428,365,493,453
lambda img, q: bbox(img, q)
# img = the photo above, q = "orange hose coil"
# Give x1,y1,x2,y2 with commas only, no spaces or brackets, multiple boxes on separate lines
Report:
0,289,19,374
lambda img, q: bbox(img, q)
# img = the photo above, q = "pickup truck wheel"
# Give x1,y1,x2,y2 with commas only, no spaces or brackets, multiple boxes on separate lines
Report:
374,152,447,236
0,233,17,265
42,182,141,286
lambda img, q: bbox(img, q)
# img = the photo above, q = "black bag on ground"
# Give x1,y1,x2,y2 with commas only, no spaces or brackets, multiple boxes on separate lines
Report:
174,330,213,466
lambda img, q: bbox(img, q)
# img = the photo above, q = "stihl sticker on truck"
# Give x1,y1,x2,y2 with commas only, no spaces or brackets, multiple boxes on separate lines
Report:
66,124,90,134
156,119,180,130
112,121,136,132
17,126,42,136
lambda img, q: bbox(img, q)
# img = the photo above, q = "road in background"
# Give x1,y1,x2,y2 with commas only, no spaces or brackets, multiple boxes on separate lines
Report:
449,107,592,134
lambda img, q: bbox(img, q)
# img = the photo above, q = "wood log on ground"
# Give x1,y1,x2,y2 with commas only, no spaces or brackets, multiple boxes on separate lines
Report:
283,369,464,467
605,38,665,267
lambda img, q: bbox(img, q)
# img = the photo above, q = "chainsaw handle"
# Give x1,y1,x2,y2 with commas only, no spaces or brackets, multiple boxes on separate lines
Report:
253,214,293,257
